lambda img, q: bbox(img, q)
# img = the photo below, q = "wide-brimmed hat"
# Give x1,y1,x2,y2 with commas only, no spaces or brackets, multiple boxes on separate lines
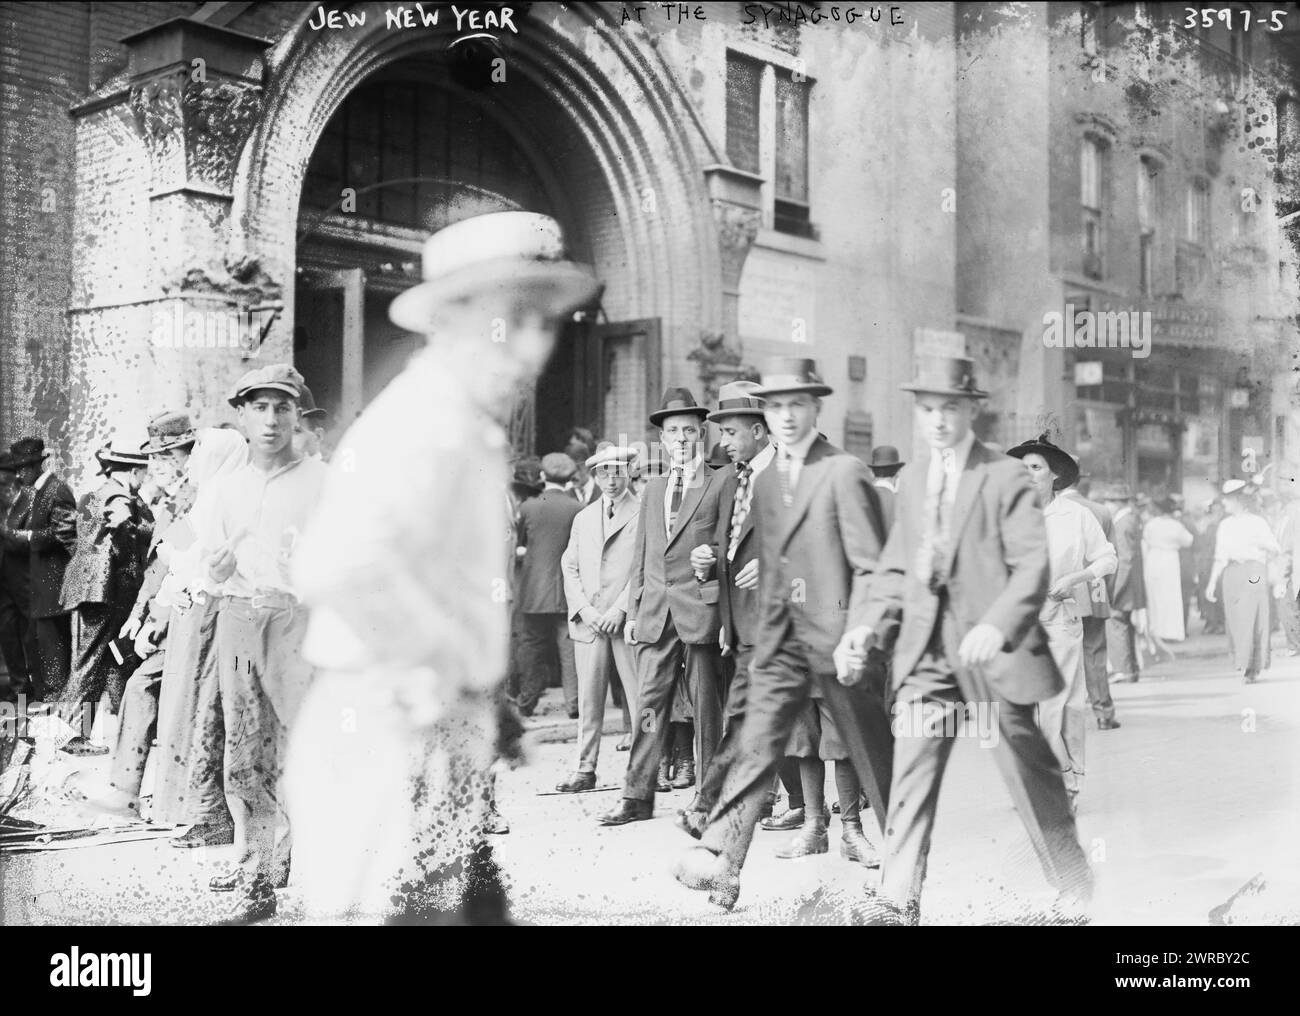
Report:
649,387,710,428
900,356,989,399
1006,433,1080,490
142,410,196,454
1093,481,1134,502
96,432,150,471
6,438,50,469
228,363,305,407
389,212,601,333
869,445,905,476
708,380,766,422
299,384,328,422
586,441,637,470
1222,479,1252,502
752,357,833,398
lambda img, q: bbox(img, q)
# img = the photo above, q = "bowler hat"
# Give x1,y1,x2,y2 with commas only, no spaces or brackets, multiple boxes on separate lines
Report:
752,357,833,398
649,387,710,428
869,445,905,476
142,410,196,454
708,380,766,423
1006,433,1080,490
228,363,305,407
6,438,50,469
900,356,989,399
389,212,601,333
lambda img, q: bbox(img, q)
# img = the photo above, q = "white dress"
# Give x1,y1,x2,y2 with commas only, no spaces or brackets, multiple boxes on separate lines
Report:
1142,515,1195,641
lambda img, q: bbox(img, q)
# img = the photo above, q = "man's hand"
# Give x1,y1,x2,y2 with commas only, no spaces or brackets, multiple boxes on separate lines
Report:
1273,581,1288,600
103,499,131,529
734,558,759,590
1204,584,1218,604
133,623,158,660
1048,571,1087,601
579,606,601,632
597,606,626,636
690,544,716,574
119,616,142,641
624,620,637,645
719,627,730,656
833,626,875,685
958,623,1005,668
207,544,237,584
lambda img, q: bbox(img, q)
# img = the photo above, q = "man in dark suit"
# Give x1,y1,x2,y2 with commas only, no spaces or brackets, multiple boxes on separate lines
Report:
673,359,895,908
0,461,37,699
599,387,726,826
0,439,76,700
515,452,584,717
1096,482,1146,684
869,445,905,533
841,356,1092,925
1061,479,1120,729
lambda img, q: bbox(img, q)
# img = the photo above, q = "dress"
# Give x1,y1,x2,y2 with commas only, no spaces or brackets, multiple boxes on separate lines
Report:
1142,515,1195,641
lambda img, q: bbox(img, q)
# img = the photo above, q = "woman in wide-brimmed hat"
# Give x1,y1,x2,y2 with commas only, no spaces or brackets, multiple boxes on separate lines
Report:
1205,480,1283,682
1007,434,1115,810
1141,493,1195,643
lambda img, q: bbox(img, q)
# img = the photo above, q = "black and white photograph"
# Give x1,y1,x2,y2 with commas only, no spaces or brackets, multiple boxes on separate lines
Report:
0,0,1297,972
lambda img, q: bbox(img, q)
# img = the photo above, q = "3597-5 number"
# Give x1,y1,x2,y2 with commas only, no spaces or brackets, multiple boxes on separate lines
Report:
1184,8,1287,31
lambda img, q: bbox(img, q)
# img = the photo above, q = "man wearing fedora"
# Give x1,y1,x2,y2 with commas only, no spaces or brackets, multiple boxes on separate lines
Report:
837,356,1093,924
598,386,727,827
287,211,601,923
0,459,37,699
674,358,895,908
868,445,905,532
1096,482,1146,686
557,442,641,791
0,438,77,700
56,433,153,755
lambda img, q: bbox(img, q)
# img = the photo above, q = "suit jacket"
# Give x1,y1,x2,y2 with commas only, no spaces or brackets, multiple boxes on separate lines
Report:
1,487,33,607
27,473,77,618
712,463,762,650
751,437,888,670
561,493,640,642
1108,507,1147,611
516,488,583,614
628,462,725,646
60,478,153,612
860,439,1062,706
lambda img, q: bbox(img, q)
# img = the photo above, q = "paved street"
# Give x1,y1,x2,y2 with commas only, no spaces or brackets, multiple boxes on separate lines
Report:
2,633,1297,925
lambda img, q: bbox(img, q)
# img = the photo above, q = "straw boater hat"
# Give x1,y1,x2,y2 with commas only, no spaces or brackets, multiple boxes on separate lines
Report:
707,380,766,423
95,432,150,472
649,387,710,428
388,211,601,333
900,355,989,399
1006,433,1080,490
142,410,196,454
869,445,905,476
752,357,832,398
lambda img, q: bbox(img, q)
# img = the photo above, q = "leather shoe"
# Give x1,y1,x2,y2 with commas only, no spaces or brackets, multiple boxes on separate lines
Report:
760,805,805,832
211,867,288,893
171,821,235,849
656,760,672,793
213,882,277,926
1097,717,1121,730
59,736,109,757
555,771,597,793
671,757,695,790
775,825,829,859
597,798,652,826
839,818,880,868
672,846,740,911
674,809,706,840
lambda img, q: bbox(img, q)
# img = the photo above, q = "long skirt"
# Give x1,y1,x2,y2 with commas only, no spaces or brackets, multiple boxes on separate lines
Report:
150,596,221,824
1222,562,1271,675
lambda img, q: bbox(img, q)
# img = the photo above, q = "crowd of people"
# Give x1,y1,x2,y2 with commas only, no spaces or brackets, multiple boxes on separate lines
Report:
1,206,1296,926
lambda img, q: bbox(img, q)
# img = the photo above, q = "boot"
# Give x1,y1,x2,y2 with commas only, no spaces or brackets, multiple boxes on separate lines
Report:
657,758,672,793
839,818,880,868
775,822,829,859
671,756,695,790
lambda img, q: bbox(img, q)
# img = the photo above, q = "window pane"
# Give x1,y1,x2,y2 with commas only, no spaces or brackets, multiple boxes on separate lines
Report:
774,69,809,203
726,54,762,174
1081,139,1101,208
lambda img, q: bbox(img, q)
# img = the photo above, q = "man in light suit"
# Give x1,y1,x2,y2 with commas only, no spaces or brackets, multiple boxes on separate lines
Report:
842,356,1092,925
598,387,726,826
556,442,641,792
673,359,895,908
1096,482,1146,684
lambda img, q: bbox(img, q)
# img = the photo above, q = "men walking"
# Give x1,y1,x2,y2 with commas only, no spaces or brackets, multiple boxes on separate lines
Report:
557,442,640,791
598,387,726,827
515,452,583,718
869,445,905,532
673,358,894,909
841,356,1092,925
1096,482,1146,684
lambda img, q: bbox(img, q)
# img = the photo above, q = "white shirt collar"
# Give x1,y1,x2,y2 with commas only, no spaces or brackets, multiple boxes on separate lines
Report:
745,442,776,476
35,469,54,492
779,430,818,463
930,429,975,473
670,453,703,479
603,487,630,512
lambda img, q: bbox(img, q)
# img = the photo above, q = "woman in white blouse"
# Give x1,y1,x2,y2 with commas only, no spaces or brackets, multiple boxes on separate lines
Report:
1008,435,1117,811
1205,480,1283,683
1142,498,1195,641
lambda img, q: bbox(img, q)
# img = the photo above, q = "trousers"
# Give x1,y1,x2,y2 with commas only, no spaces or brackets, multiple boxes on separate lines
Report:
1080,615,1114,723
573,634,638,774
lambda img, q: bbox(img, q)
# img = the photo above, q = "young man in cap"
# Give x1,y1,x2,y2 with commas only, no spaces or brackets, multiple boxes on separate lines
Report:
56,434,153,755
673,359,894,907
286,210,602,922
515,451,583,717
838,356,1093,924
556,442,641,791
0,439,77,700
199,363,327,924
598,387,727,826
868,445,905,532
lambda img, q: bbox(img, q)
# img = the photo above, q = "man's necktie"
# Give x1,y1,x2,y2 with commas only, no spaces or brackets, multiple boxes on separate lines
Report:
668,468,684,531
776,449,794,508
917,448,955,590
727,462,753,561
607,499,615,521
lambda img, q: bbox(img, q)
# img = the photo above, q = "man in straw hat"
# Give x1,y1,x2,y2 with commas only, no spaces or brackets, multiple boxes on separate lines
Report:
597,385,728,827
834,355,1093,924
0,438,77,700
556,441,641,791
55,432,153,756
673,358,894,909
287,211,601,922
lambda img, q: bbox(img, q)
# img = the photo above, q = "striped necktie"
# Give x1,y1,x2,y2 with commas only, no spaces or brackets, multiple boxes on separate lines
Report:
668,468,684,532
775,449,794,508
727,462,753,561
